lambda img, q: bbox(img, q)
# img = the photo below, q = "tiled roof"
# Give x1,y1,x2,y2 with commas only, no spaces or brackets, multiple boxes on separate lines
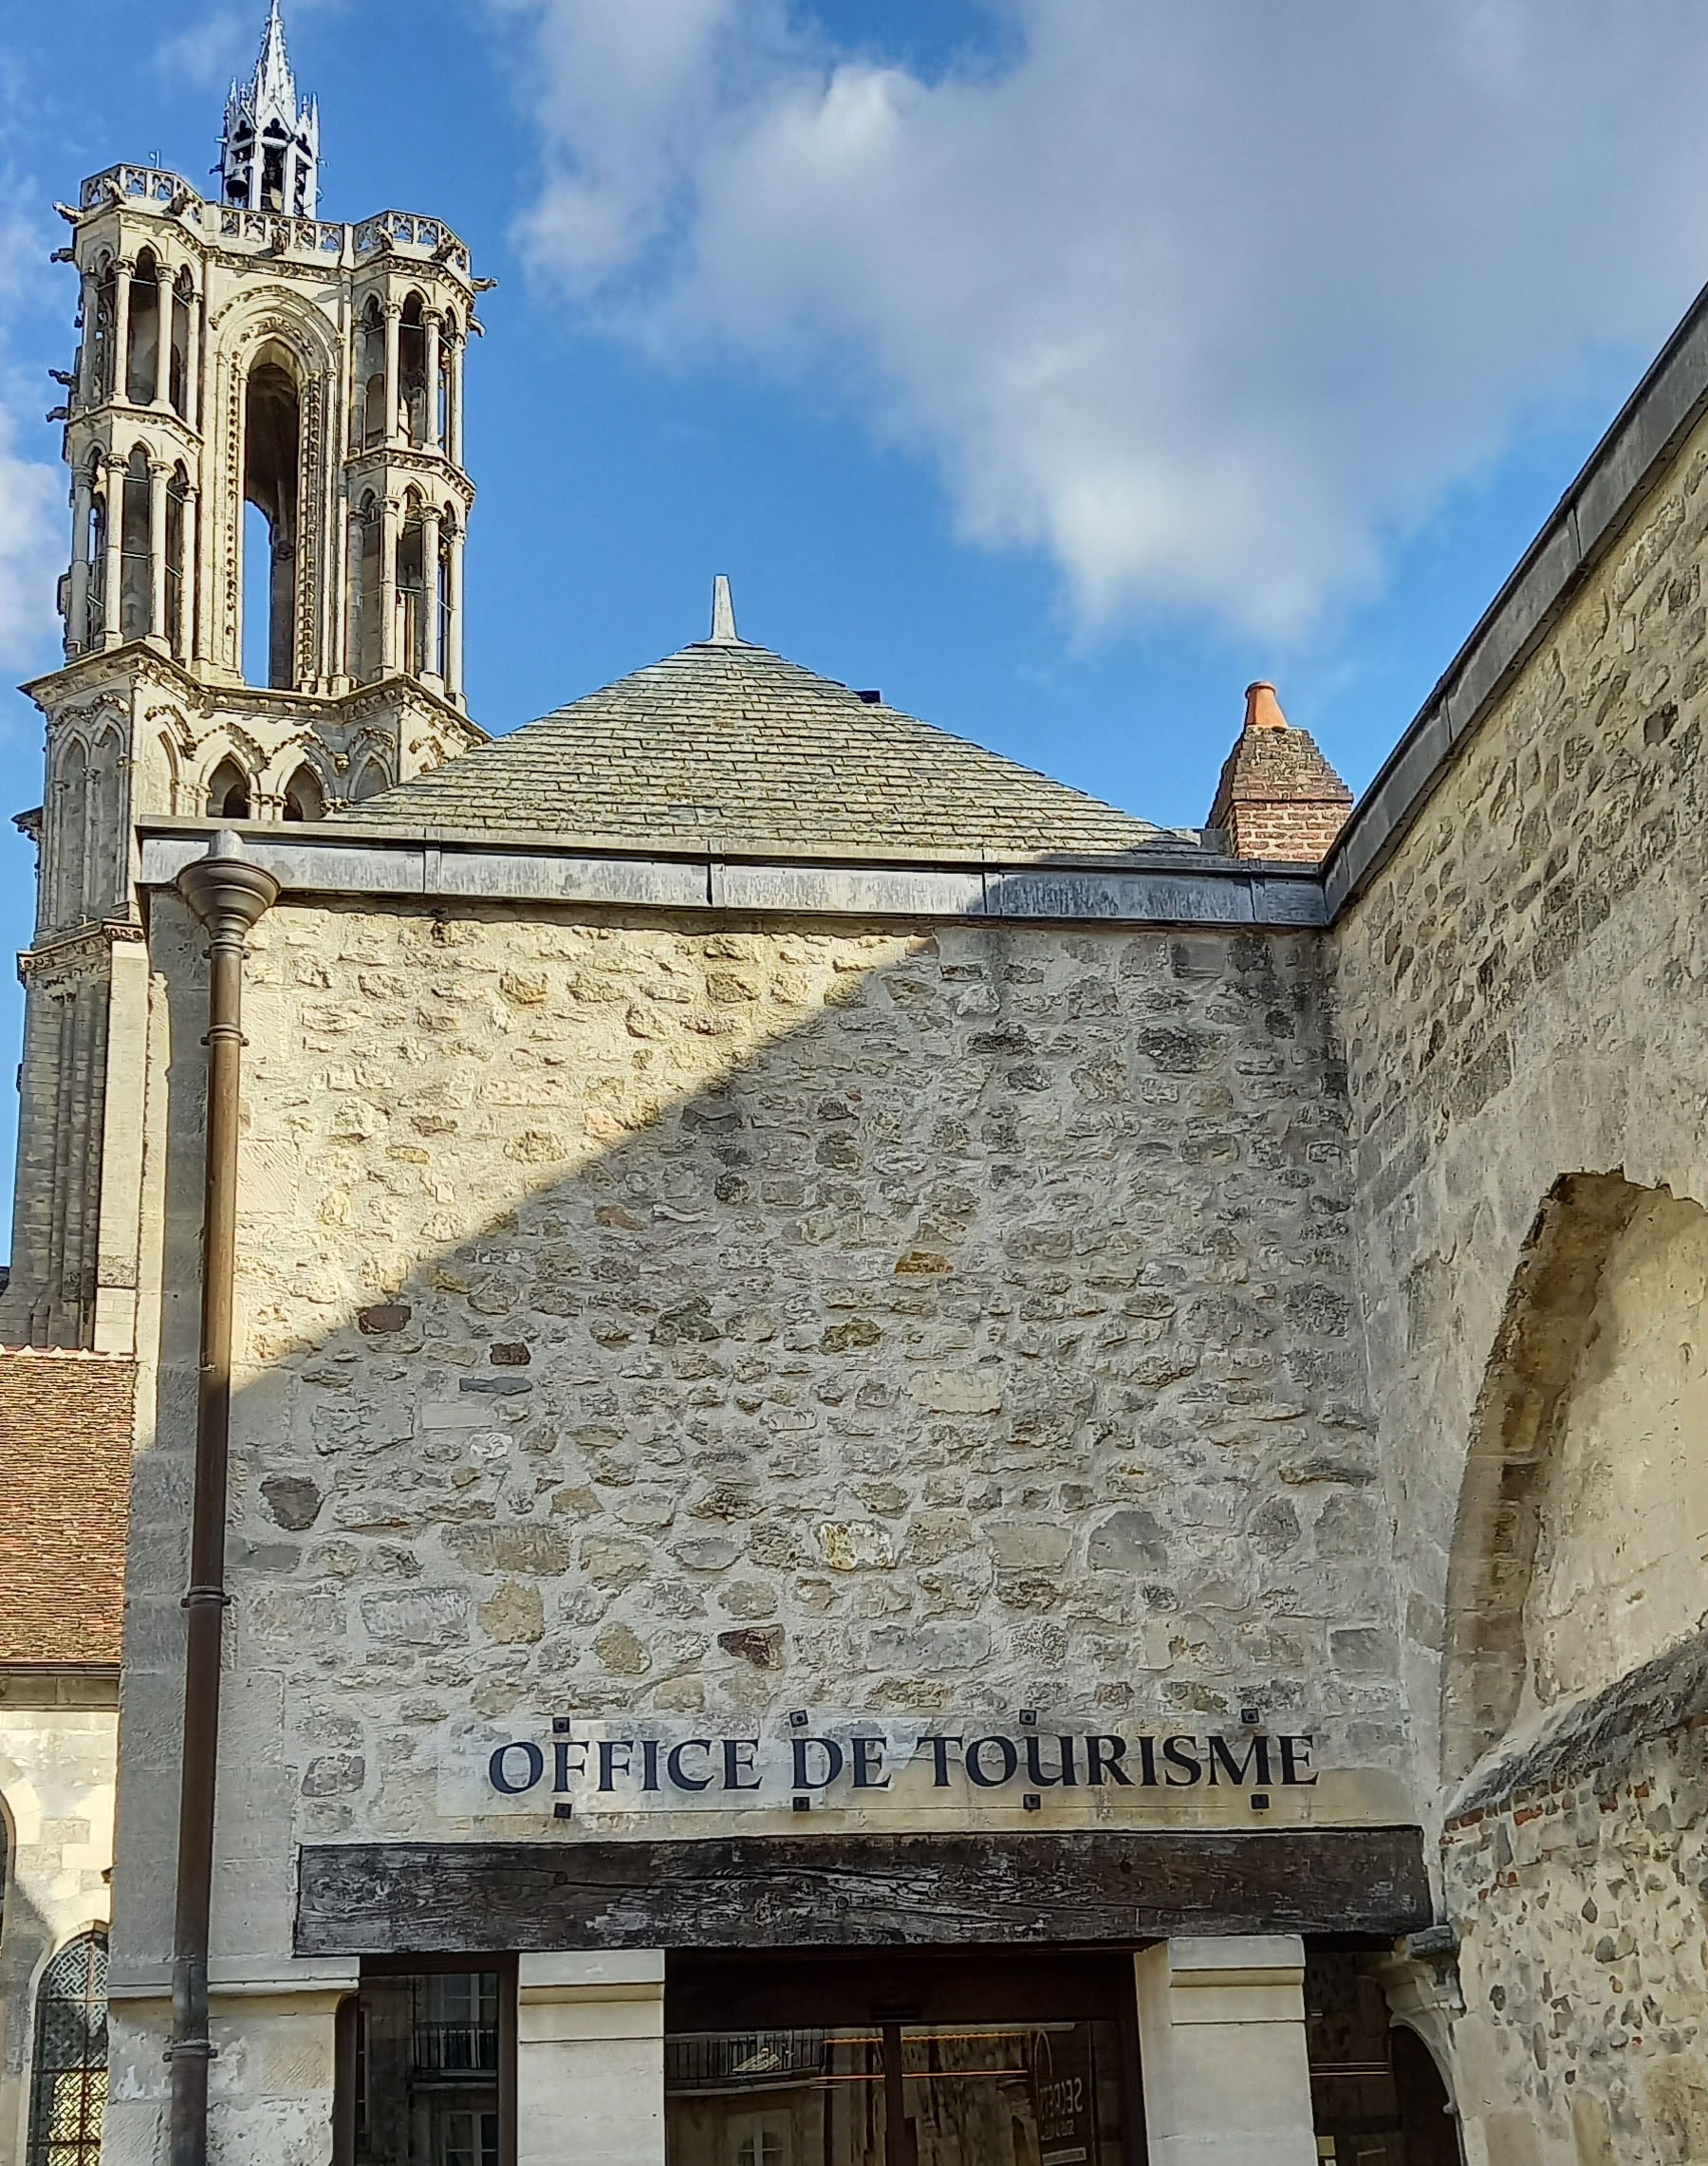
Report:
340,640,1194,858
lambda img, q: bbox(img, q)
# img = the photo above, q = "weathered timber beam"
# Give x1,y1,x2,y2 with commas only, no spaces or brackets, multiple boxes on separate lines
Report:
295,1827,1431,1956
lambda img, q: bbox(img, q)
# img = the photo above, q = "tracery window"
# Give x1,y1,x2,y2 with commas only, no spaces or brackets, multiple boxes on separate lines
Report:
26,1930,108,2166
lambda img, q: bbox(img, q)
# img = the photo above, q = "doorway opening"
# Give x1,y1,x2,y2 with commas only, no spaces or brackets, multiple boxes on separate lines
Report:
666,1952,1142,2166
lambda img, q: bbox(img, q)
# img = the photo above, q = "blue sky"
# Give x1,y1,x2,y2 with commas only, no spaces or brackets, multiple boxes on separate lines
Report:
3,0,1708,1222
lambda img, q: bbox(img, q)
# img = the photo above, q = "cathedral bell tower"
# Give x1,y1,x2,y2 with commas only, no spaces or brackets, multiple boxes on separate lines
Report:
1,2,489,1347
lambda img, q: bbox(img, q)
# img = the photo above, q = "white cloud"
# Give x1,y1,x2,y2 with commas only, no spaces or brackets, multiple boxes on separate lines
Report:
0,193,61,671
0,395,62,670
500,0,1708,639
153,12,250,93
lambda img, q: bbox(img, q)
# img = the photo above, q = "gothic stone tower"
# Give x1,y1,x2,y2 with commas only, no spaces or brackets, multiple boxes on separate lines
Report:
0,2,486,1347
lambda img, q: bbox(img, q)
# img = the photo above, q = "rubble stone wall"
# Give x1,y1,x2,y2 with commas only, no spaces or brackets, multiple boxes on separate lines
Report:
1334,394,1708,2162
110,898,1406,1989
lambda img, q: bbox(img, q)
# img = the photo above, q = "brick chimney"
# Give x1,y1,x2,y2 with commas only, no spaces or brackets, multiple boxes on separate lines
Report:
1207,681,1353,862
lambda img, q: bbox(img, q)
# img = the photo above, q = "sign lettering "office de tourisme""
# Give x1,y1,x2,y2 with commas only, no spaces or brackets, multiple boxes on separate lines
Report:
478,1718,1321,1814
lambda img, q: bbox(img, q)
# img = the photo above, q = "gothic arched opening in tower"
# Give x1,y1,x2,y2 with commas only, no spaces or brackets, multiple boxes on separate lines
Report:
242,354,301,690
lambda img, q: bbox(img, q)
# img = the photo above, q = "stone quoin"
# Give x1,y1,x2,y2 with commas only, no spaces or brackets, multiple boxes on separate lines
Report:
1,9,1706,2166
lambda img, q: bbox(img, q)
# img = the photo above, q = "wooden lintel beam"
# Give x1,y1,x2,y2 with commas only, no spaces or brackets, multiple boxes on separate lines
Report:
295,1826,1432,1957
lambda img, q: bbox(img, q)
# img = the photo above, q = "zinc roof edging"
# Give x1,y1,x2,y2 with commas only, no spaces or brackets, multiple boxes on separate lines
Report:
135,823,1327,929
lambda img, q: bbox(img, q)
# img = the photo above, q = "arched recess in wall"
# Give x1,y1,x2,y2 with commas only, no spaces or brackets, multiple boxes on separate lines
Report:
125,249,161,405
170,268,194,420
25,1928,108,2166
1441,1171,1708,1783
87,255,115,403
242,342,303,690
347,491,381,683
360,296,385,450
348,753,389,805
54,737,89,930
84,728,124,922
81,452,105,651
282,763,326,822
400,292,428,445
206,756,251,822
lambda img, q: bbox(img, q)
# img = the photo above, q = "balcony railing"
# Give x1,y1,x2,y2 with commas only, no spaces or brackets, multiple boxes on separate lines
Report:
413,2024,497,2077
665,2033,826,2092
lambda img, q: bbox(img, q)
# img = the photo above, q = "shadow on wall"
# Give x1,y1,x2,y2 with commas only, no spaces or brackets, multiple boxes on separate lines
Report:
111,891,1403,1971
0,1785,105,2160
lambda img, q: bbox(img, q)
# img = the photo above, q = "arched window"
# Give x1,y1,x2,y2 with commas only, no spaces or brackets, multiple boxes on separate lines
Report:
119,449,151,642
282,764,325,823
347,493,381,682
349,755,388,804
125,250,161,406
84,454,107,649
398,491,427,677
399,294,428,446
165,465,190,659
88,258,116,404
243,353,301,689
206,756,251,822
170,269,194,420
26,1930,108,2166
360,299,386,451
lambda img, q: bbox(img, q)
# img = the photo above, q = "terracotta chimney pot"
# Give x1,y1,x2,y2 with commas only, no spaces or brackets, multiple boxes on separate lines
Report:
1243,681,1289,731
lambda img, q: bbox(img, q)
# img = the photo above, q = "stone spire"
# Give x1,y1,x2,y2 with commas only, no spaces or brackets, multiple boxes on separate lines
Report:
1207,680,1353,862
709,575,740,645
219,0,320,217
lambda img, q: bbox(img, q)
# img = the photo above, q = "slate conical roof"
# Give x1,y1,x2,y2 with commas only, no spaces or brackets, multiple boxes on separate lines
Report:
343,637,1191,859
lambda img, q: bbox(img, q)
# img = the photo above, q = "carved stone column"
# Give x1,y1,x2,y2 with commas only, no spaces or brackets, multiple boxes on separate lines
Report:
382,301,401,445
423,310,442,449
67,465,93,656
449,334,465,466
379,496,400,676
153,271,174,409
420,506,442,678
76,266,100,404
184,287,201,431
112,258,135,404
445,521,465,701
148,459,170,642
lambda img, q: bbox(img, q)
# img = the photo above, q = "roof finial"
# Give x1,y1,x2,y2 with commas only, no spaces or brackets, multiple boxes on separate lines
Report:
709,575,739,646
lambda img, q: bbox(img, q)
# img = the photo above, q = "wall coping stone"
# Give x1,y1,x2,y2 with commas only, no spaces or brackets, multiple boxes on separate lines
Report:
1445,1628,1708,1827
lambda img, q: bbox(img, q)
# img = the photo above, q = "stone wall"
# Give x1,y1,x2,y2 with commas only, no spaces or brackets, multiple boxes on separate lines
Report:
0,1675,117,2166
1443,1663,1708,2166
1333,370,1708,2162
1334,400,1708,1799
111,895,1405,1988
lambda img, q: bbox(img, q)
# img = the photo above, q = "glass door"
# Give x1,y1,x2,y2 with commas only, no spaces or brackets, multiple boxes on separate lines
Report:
665,1953,1140,2166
